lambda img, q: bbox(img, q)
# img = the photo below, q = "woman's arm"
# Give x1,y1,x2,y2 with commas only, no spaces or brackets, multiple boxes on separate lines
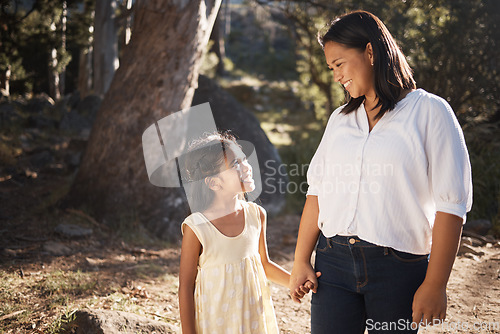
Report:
179,225,202,334
412,211,463,325
289,195,322,303
258,206,290,287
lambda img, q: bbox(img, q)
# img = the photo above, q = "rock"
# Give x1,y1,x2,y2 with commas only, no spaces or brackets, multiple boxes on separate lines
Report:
64,138,88,168
76,94,101,117
191,75,287,215
1,248,17,257
462,229,496,245
54,92,81,120
24,93,54,114
225,84,256,101
26,113,58,129
69,309,177,334
65,151,82,168
28,150,55,170
21,95,58,129
42,241,72,256
55,224,93,238
457,243,485,257
461,236,483,247
463,219,492,236
0,101,24,127
59,94,101,139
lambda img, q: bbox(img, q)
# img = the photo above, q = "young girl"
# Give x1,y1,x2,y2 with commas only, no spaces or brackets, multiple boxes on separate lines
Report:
178,132,290,334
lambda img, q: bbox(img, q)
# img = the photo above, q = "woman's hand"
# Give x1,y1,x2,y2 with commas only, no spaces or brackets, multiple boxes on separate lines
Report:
412,280,447,327
289,262,321,303
411,212,462,328
289,196,322,303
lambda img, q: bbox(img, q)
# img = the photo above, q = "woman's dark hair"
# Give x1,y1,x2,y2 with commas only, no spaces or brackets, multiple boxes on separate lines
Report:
181,132,242,213
319,10,416,118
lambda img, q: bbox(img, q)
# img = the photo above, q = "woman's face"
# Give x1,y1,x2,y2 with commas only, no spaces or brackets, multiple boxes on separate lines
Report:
324,41,375,100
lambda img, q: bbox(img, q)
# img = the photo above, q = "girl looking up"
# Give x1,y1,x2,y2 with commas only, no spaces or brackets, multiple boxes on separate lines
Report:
178,132,290,334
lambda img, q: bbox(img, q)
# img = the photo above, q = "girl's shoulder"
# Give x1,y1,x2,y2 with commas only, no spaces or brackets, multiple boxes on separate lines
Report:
183,212,208,225
181,212,209,234
244,201,265,214
243,201,266,227
181,212,214,247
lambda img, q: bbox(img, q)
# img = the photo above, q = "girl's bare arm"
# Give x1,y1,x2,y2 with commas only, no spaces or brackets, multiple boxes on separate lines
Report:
179,225,202,334
258,206,291,287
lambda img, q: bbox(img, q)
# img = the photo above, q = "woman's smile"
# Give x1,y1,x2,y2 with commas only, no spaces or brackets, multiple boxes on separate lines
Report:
324,41,375,99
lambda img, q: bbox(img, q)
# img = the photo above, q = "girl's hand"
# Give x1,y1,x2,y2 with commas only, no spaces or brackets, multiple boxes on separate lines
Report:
289,262,321,303
412,281,447,327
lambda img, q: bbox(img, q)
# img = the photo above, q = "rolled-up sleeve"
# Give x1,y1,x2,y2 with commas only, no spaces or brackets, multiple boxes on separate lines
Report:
425,97,473,220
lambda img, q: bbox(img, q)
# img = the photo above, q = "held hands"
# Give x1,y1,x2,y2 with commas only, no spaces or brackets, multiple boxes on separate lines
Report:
289,262,321,303
412,280,447,327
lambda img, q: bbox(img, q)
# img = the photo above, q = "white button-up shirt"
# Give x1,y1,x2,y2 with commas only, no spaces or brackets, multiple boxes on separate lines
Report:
306,89,472,254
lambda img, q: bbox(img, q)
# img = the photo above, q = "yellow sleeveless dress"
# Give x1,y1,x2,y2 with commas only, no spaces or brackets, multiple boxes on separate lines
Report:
181,201,279,334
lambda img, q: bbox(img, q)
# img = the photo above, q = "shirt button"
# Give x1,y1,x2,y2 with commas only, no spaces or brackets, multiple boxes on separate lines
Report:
349,238,356,245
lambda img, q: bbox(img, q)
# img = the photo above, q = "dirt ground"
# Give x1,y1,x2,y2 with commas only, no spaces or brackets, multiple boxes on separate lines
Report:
1,176,499,333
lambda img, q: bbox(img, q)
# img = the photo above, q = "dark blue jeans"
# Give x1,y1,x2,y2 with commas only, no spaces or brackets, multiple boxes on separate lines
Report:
311,233,428,334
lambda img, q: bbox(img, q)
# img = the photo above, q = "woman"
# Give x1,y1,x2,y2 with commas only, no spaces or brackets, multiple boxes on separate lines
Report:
289,10,472,334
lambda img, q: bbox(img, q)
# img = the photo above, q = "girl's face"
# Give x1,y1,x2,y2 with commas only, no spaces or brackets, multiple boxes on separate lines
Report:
324,41,375,100
217,144,255,195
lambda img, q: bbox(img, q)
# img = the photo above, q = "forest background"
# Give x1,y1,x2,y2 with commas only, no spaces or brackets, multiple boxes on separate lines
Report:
1,0,499,332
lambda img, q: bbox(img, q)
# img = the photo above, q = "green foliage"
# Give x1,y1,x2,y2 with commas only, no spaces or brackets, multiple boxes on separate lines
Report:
225,4,298,81
394,0,500,119
46,309,77,334
0,270,86,332
0,140,18,166
463,121,500,235
280,0,500,122
2,0,498,232
0,271,31,326
266,0,500,232
1,0,94,96
199,40,220,78
279,124,325,212
278,3,342,122
34,270,97,299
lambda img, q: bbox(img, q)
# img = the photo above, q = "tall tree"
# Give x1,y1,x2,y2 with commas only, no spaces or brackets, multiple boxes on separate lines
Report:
74,0,95,97
93,0,119,96
65,0,222,238
0,0,72,96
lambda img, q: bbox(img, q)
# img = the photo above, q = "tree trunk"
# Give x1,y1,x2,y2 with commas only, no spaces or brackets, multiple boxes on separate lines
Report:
124,0,133,46
48,51,61,100
0,65,10,96
93,0,119,96
77,2,94,97
77,47,93,98
223,0,231,36
64,0,222,239
210,13,225,76
48,21,61,100
59,1,67,96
